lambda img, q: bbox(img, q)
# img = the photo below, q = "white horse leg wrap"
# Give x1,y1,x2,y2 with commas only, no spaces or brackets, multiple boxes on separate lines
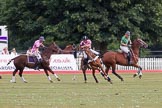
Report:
48,76,52,80
11,76,16,82
54,74,58,78
139,71,142,76
21,76,26,82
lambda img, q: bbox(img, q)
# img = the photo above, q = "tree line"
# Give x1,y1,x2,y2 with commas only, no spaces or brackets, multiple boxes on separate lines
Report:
0,0,162,55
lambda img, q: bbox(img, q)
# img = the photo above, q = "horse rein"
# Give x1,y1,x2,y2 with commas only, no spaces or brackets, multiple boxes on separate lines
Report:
137,39,148,48
129,48,138,63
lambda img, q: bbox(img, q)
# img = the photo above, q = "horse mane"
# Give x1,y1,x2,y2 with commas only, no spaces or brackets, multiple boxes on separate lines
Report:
63,44,72,50
41,42,54,52
41,42,61,58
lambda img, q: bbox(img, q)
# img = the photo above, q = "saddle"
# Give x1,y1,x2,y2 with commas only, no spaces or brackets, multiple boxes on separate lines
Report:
82,55,100,69
117,49,134,64
27,56,38,64
117,49,132,58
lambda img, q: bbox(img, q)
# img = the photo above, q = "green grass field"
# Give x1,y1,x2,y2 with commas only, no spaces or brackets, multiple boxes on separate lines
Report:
0,73,162,108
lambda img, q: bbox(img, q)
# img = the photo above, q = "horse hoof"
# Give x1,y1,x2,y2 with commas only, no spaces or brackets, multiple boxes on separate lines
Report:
10,80,16,83
24,81,28,83
133,74,137,78
57,78,61,81
107,77,113,84
107,77,111,81
139,75,142,79
109,80,113,84
50,80,53,83
121,78,124,81
72,78,76,80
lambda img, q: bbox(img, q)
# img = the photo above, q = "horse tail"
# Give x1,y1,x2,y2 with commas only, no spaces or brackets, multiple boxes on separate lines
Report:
7,58,15,65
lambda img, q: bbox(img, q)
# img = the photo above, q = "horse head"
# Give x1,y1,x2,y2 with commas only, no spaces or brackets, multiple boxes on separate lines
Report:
64,44,76,51
132,38,148,49
46,42,62,54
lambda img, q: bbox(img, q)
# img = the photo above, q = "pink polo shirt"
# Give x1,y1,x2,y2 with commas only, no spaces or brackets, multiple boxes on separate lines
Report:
31,40,43,53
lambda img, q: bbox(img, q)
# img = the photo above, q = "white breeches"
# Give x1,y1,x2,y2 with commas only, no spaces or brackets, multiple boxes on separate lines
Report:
82,49,99,59
120,46,130,53
90,49,100,55
83,51,88,59
33,51,42,60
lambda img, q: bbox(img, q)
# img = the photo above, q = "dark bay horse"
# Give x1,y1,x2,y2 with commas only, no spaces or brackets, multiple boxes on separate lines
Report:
7,42,61,83
82,47,112,83
102,38,148,81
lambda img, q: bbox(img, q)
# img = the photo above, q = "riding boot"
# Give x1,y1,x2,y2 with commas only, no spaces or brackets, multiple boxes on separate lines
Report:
34,59,41,70
83,58,88,65
127,52,131,65
98,54,103,58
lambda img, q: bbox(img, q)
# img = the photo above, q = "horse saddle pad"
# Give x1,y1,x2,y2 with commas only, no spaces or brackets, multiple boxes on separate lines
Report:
27,56,38,63
117,49,132,58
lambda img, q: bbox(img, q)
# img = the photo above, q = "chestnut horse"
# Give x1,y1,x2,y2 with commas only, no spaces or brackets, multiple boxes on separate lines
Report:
7,42,61,83
60,44,76,54
82,47,112,83
102,38,148,81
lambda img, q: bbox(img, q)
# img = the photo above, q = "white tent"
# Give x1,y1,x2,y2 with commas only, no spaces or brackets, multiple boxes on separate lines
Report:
0,25,8,52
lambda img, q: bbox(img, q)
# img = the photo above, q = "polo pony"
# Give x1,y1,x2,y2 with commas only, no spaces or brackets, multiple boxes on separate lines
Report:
7,42,61,83
61,44,76,54
102,38,148,81
81,46,112,83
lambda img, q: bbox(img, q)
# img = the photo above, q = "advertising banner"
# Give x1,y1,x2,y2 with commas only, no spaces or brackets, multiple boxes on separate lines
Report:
0,54,77,72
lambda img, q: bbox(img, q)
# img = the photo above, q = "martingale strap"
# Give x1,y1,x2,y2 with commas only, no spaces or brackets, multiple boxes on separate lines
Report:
129,48,137,63
93,56,99,61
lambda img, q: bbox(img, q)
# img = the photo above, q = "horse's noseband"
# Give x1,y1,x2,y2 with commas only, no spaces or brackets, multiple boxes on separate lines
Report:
137,39,148,48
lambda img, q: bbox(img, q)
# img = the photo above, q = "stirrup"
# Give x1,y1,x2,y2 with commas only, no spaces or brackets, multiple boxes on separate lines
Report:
34,66,40,71
128,61,133,65
128,60,132,65
34,66,39,70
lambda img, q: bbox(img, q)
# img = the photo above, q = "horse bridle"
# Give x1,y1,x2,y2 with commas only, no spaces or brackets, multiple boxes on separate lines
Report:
137,39,148,48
